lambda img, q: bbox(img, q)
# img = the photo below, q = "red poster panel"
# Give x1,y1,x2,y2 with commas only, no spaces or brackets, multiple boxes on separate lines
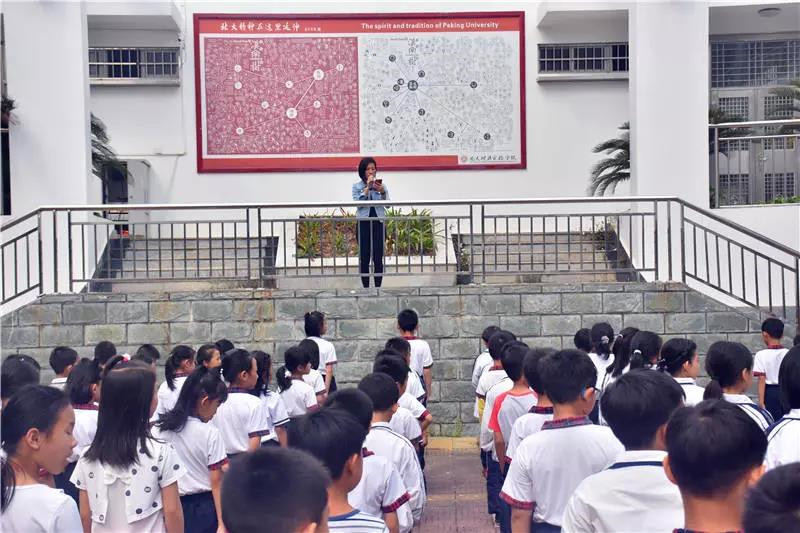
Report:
194,12,526,173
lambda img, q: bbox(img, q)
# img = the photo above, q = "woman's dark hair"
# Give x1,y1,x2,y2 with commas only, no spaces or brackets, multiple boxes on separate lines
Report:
215,339,235,354
590,322,615,360
704,341,754,400
250,350,272,397
221,349,254,386
523,347,557,395
657,338,698,376
779,346,800,411
276,347,310,392
298,338,320,370
157,367,228,433
135,344,161,363
84,359,155,468
1,355,41,400
666,400,766,497
196,344,218,367
304,311,325,338
743,463,800,533
165,345,196,391
65,358,102,405
357,157,377,181
1,385,70,509
607,327,639,378
630,331,663,370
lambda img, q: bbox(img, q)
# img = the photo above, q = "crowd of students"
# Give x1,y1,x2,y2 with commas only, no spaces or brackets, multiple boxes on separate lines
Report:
2,305,800,532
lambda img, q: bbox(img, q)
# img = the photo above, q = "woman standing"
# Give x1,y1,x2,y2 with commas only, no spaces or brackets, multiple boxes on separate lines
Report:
352,157,389,288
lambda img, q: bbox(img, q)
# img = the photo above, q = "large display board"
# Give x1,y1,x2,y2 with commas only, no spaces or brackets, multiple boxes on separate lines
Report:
194,12,526,172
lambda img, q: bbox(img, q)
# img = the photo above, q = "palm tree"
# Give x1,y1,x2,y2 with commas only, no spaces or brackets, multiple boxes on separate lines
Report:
91,113,127,181
587,122,629,196
767,79,800,133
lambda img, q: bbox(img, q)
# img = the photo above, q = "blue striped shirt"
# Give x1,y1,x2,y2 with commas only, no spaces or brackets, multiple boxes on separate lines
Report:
328,509,389,532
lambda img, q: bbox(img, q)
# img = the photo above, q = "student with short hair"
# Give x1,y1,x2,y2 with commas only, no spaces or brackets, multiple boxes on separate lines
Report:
506,348,556,464
573,328,592,353
359,373,426,523
215,339,234,354
93,340,117,368
473,325,502,389
289,408,389,532
1,385,81,532
135,344,161,367
305,311,338,394
298,338,328,403
276,346,319,418
476,330,517,420
743,463,800,533
325,389,412,533
48,346,78,390
1,355,41,408
563,370,684,532
764,345,800,470
213,349,271,455
397,309,434,403
374,352,431,450
385,338,425,402
221,447,330,533
154,344,197,420
657,338,705,406
500,349,624,532
156,366,228,533
704,340,774,431
250,350,289,447
71,357,184,533
196,344,221,370
754,317,788,421
664,400,767,533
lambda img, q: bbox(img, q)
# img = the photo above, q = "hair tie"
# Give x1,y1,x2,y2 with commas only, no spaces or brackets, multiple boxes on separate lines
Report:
284,370,291,378
600,335,610,345
121,354,130,362
632,349,642,356
615,334,623,340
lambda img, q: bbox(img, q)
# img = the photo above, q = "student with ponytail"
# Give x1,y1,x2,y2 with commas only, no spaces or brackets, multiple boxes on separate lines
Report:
304,311,338,393
70,357,184,532
629,331,663,370
602,327,639,389
587,323,615,424
156,367,229,533
657,338,704,406
250,350,289,447
277,346,318,418
1,385,81,532
704,340,774,431
155,345,197,420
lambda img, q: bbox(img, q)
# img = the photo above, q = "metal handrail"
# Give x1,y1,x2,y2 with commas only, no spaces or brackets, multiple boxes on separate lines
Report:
709,119,800,128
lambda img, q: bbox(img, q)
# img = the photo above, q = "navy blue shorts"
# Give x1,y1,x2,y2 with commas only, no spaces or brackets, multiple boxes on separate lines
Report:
180,491,217,533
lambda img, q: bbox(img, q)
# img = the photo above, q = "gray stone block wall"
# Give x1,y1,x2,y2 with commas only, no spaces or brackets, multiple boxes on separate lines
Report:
2,282,795,436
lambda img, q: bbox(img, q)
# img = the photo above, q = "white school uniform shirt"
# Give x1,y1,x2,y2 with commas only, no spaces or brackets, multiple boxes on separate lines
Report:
328,509,390,532
753,346,789,384
589,352,615,390
723,393,774,432
70,438,184,532
673,377,705,406
488,390,538,448
365,422,426,522
480,377,513,455
765,409,800,470
475,364,508,419
260,390,290,443
348,451,412,531
303,368,327,395
153,374,189,421
406,370,425,401
506,406,554,464
49,376,67,390
562,450,683,533
398,392,429,421
280,378,318,418
0,484,82,533
500,417,624,527
404,336,434,377
68,404,99,463
211,388,271,454
308,336,338,374
153,417,228,495
472,349,493,389
390,406,423,443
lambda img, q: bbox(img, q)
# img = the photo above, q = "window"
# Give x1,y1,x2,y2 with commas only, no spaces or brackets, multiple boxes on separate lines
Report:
718,96,749,120
538,43,628,77
718,174,750,206
711,39,800,88
89,47,180,83
764,95,796,149
765,172,796,201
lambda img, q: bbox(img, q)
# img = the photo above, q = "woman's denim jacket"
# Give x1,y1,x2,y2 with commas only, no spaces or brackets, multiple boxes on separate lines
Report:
352,180,390,219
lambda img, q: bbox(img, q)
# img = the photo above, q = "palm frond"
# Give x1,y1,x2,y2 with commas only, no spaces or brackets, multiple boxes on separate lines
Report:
588,122,630,196
90,113,128,181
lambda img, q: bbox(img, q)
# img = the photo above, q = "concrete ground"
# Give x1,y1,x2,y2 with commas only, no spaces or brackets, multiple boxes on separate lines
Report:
418,438,496,533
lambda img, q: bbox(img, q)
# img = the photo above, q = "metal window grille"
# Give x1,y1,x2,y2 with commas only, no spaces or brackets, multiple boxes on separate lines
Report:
718,174,750,205
765,172,796,201
764,96,796,149
538,43,628,74
711,39,800,88
717,96,751,150
89,47,179,81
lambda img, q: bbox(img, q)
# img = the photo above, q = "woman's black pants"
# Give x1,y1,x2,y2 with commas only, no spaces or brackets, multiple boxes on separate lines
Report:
358,216,384,288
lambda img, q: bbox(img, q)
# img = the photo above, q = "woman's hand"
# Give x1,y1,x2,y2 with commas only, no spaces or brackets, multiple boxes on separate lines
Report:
375,181,385,194
364,176,374,196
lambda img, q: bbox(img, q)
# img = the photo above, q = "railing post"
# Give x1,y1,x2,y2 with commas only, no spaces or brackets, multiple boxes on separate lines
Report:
481,204,486,284
37,211,43,296
67,210,73,293
679,202,686,284
666,200,673,281
713,127,720,208
52,210,58,293
653,200,660,281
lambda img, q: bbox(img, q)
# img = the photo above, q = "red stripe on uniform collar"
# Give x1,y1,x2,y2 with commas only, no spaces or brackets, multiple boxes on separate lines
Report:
530,406,554,415
402,334,417,340
72,403,99,411
490,363,503,371
541,416,592,430
767,344,785,350
361,447,375,458
228,387,252,393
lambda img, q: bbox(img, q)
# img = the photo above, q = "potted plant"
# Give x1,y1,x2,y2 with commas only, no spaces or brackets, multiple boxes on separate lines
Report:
456,243,472,285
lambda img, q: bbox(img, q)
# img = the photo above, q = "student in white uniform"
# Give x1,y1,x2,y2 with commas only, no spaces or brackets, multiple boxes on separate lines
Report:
743,463,800,533
289,408,390,533
1,355,41,409
506,348,556,464
629,331,663,371
277,346,319,419
664,400,767,533
48,346,78,390
472,326,501,389
196,344,221,370
305,311,338,393
359,373,426,523
765,345,800,470
397,309,434,402
213,349,271,455
704,340,774,431
70,357,184,533
657,338,705,406
251,350,290,447
1,385,81,533
221,447,331,533
500,349,623,533
563,370,685,532
599,327,639,392
298,339,329,404
476,330,517,420
155,366,228,533
326,389,412,533
154,345,196,421
754,317,789,422
586,323,615,424
385,338,426,402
